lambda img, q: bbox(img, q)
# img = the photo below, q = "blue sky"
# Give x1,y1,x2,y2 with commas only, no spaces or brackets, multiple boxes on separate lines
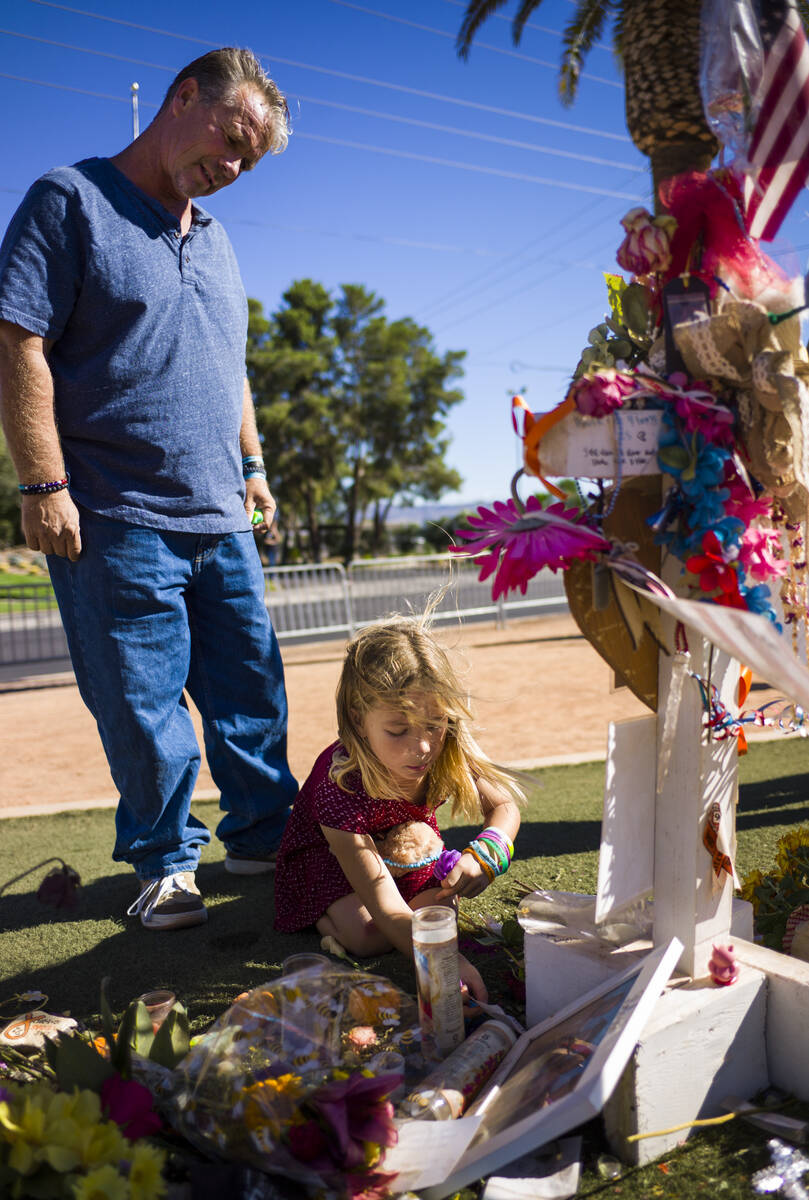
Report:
2,0,808,506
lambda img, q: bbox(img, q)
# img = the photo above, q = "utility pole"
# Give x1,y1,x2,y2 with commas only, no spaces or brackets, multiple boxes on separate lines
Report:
130,82,139,140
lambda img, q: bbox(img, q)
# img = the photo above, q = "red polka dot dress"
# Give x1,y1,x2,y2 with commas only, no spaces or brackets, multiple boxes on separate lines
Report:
274,742,446,932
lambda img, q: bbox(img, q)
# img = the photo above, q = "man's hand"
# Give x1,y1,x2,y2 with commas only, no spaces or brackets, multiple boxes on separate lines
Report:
21,491,82,560
244,476,276,530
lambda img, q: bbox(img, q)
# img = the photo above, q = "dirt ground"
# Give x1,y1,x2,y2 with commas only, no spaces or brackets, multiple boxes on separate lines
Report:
0,613,781,816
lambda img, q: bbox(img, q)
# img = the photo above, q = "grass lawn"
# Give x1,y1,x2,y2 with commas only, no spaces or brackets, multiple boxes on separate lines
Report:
1,737,808,1197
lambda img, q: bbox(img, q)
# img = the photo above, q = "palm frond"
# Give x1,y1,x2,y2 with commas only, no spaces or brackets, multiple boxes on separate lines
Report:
559,0,617,105
512,0,548,44
456,0,514,59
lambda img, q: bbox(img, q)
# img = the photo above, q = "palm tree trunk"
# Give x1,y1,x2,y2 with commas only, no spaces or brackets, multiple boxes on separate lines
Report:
621,0,718,213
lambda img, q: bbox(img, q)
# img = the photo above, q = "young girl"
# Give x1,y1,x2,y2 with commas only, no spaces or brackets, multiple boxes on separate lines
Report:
274,617,523,1002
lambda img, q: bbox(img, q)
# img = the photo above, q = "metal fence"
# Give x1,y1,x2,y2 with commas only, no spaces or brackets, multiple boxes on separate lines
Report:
0,555,568,667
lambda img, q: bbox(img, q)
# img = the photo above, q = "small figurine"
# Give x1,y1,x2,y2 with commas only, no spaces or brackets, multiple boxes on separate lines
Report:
709,942,739,987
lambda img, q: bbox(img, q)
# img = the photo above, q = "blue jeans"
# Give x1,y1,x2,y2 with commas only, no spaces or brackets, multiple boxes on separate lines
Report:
48,509,297,880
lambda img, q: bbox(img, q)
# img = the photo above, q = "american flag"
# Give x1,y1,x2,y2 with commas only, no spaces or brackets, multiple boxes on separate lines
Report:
743,0,809,241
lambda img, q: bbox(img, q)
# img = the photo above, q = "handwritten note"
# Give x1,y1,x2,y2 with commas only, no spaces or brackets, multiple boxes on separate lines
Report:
537,410,663,479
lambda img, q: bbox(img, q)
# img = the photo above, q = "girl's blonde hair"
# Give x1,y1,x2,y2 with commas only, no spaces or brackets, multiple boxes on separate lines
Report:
331,616,523,821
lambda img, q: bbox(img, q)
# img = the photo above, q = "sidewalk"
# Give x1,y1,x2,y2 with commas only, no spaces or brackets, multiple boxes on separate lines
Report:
0,613,782,817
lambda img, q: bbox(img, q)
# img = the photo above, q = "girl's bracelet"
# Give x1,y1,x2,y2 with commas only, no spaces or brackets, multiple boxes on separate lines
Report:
463,844,496,883
481,826,514,858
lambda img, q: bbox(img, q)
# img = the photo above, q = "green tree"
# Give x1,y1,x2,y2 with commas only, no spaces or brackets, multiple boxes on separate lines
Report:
247,283,340,562
332,286,464,561
457,0,719,204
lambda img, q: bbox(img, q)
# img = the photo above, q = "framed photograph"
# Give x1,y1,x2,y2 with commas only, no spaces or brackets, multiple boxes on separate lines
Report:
418,938,683,1200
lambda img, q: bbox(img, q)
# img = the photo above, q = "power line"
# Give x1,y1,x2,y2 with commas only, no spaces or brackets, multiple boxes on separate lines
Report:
228,216,502,257
294,95,642,171
326,0,620,88
0,30,642,171
0,69,129,103
0,69,641,202
25,0,632,143
296,133,642,199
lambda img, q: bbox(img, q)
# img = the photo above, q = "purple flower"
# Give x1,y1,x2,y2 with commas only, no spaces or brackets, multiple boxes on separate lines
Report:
570,369,637,418
101,1073,162,1139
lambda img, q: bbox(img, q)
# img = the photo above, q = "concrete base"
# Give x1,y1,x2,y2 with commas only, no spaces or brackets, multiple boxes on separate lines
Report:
603,966,768,1164
523,897,754,1027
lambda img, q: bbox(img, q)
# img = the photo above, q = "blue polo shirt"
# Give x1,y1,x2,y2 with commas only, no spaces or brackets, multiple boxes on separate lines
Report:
0,157,250,532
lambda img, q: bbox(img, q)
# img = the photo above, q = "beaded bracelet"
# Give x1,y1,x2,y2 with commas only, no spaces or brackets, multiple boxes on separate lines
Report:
244,469,267,480
381,851,441,870
18,477,69,496
242,455,267,480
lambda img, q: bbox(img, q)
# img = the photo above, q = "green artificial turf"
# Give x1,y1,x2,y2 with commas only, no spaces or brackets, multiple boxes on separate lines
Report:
1,737,808,1198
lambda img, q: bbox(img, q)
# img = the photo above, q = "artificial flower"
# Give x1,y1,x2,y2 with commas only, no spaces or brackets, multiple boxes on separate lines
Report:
570,368,636,418
723,466,773,525
616,207,677,276
100,1073,162,1140
737,527,787,583
670,385,735,448
685,531,739,596
453,496,610,601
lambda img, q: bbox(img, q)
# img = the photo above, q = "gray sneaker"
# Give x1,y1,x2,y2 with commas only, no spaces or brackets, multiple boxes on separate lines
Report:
127,871,207,930
224,850,278,876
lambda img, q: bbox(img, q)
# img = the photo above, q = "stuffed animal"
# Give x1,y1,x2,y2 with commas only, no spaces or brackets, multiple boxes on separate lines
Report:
374,821,461,882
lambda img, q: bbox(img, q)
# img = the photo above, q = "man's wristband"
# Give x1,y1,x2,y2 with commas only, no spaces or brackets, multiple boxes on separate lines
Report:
18,477,69,496
242,455,267,480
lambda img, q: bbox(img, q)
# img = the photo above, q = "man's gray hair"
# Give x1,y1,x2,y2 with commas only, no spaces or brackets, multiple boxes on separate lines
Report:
160,47,290,155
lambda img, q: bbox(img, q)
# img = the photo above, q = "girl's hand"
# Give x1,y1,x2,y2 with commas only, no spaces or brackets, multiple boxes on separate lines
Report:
436,850,490,900
459,953,488,1004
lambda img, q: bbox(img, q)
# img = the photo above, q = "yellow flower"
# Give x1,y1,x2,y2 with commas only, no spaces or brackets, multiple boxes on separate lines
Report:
739,869,764,905
72,1162,129,1200
243,1074,305,1139
76,1119,128,1169
128,1141,167,1200
776,826,809,873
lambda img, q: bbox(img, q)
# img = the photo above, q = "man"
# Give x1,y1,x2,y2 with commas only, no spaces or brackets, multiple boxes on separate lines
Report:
0,48,298,930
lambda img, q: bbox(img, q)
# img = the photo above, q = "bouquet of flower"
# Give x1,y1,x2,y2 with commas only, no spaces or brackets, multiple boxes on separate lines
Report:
168,963,425,1199
0,1079,166,1199
741,826,809,952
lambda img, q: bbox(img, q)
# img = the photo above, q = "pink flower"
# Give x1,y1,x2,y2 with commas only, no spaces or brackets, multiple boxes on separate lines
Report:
100,1073,162,1139
571,369,636,418
616,206,677,276
738,526,787,583
723,463,773,525
452,496,610,600
672,390,735,447
347,1026,378,1050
